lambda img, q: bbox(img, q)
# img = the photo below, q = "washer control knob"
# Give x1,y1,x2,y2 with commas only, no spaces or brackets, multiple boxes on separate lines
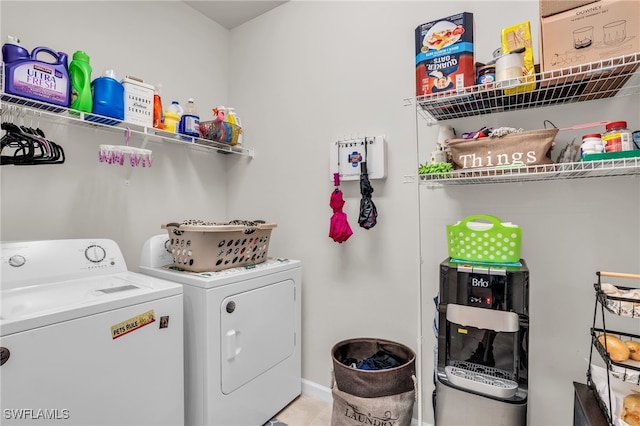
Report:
85,245,106,263
226,301,236,314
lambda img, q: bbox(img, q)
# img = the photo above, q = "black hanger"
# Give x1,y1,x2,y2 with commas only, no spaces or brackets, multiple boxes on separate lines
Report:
1,122,65,165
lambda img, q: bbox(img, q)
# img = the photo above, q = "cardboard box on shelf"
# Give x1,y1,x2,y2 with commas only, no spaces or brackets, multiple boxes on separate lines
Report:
540,0,639,73
539,0,599,18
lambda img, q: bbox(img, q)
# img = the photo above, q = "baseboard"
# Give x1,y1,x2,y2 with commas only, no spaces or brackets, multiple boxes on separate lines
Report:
300,379,433,426
301,378,333,403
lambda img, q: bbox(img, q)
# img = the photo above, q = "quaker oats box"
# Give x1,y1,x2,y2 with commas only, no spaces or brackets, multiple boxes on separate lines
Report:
415,12,474,97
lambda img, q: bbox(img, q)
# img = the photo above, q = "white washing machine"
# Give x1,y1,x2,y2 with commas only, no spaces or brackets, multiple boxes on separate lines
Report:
139,234,302,426
0,239,184,426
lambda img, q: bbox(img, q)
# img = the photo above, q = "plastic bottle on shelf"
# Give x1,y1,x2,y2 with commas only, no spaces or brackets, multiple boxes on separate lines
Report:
69,51,93,113
92,69,124,120
227,107,243,146
153,84,164,130
226,108,237,126
1,35,29,64
216,106,233,144
217,106,227,122
2,36,71,107
579,134,603,159
602,121,633,152
164,101,183,133
179,98,200,138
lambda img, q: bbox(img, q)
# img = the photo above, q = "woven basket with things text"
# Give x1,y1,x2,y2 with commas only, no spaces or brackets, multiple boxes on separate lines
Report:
447,128,559,170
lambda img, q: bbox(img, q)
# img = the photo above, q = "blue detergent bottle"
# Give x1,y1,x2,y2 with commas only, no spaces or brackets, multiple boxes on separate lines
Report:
90,69,124,122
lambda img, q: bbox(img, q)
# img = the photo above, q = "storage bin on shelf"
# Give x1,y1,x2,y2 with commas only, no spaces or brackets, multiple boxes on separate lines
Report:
446,214,522,263
446,128,558,171
199,120,242,146
121,77,154,128
587,271,640,426
162,220,276,273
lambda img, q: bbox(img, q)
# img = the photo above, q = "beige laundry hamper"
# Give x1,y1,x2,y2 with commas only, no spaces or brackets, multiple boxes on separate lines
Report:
162,221,276,273
330,338,417,426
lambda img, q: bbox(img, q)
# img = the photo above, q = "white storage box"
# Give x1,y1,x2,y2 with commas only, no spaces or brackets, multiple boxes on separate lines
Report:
121,77,154,127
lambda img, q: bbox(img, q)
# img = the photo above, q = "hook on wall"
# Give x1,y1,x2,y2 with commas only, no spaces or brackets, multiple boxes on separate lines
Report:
330,135,387,181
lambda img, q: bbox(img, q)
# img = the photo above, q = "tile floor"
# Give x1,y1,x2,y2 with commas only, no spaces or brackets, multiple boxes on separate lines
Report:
273,393,333,426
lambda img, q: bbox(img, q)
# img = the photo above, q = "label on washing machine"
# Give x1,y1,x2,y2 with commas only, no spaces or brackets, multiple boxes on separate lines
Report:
111,310,156,339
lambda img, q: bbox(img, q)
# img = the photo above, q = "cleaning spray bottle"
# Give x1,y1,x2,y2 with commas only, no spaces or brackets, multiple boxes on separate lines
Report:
69,50,93,113
153,84,164,130
227,107,243,146
216,106,231,143
179,98,200,138
164,101,183,133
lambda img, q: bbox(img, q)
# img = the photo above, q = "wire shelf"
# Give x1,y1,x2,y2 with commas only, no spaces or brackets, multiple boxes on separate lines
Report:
417,52,640,125
419,156,640,186
0,86,253,158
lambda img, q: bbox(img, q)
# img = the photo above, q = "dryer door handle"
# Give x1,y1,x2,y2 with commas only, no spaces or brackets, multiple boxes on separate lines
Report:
225,329,241,360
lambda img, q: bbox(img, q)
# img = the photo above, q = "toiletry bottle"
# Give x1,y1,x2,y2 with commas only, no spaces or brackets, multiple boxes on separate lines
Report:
179,98,200,138
153,84,164,129
92,69,124,120
69,50,93,113
164,101,183,133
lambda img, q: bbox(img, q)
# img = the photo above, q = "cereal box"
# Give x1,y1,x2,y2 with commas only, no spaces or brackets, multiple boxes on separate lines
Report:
415,12,474,96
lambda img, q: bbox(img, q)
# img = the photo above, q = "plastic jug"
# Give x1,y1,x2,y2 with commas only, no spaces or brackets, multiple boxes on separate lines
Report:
2,36,29,63
164,101,183,133
69,51,93,113
91,69,124,120
179,98,200,138
2,37,70,107
153,83,164,130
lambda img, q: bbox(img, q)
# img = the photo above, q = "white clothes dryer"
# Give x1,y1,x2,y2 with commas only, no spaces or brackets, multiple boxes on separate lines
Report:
0,239,184,426
139,234,302,426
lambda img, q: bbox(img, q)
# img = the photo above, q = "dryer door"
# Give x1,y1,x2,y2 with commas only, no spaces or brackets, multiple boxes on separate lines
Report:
220,279,295,395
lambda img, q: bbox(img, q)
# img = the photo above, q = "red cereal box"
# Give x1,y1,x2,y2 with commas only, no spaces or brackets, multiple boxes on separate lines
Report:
415,12,474,96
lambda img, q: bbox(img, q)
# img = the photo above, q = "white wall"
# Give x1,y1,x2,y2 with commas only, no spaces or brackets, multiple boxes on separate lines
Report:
0,1,235,268
2,2,639,426
227,0,421,414
228,2,639,426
